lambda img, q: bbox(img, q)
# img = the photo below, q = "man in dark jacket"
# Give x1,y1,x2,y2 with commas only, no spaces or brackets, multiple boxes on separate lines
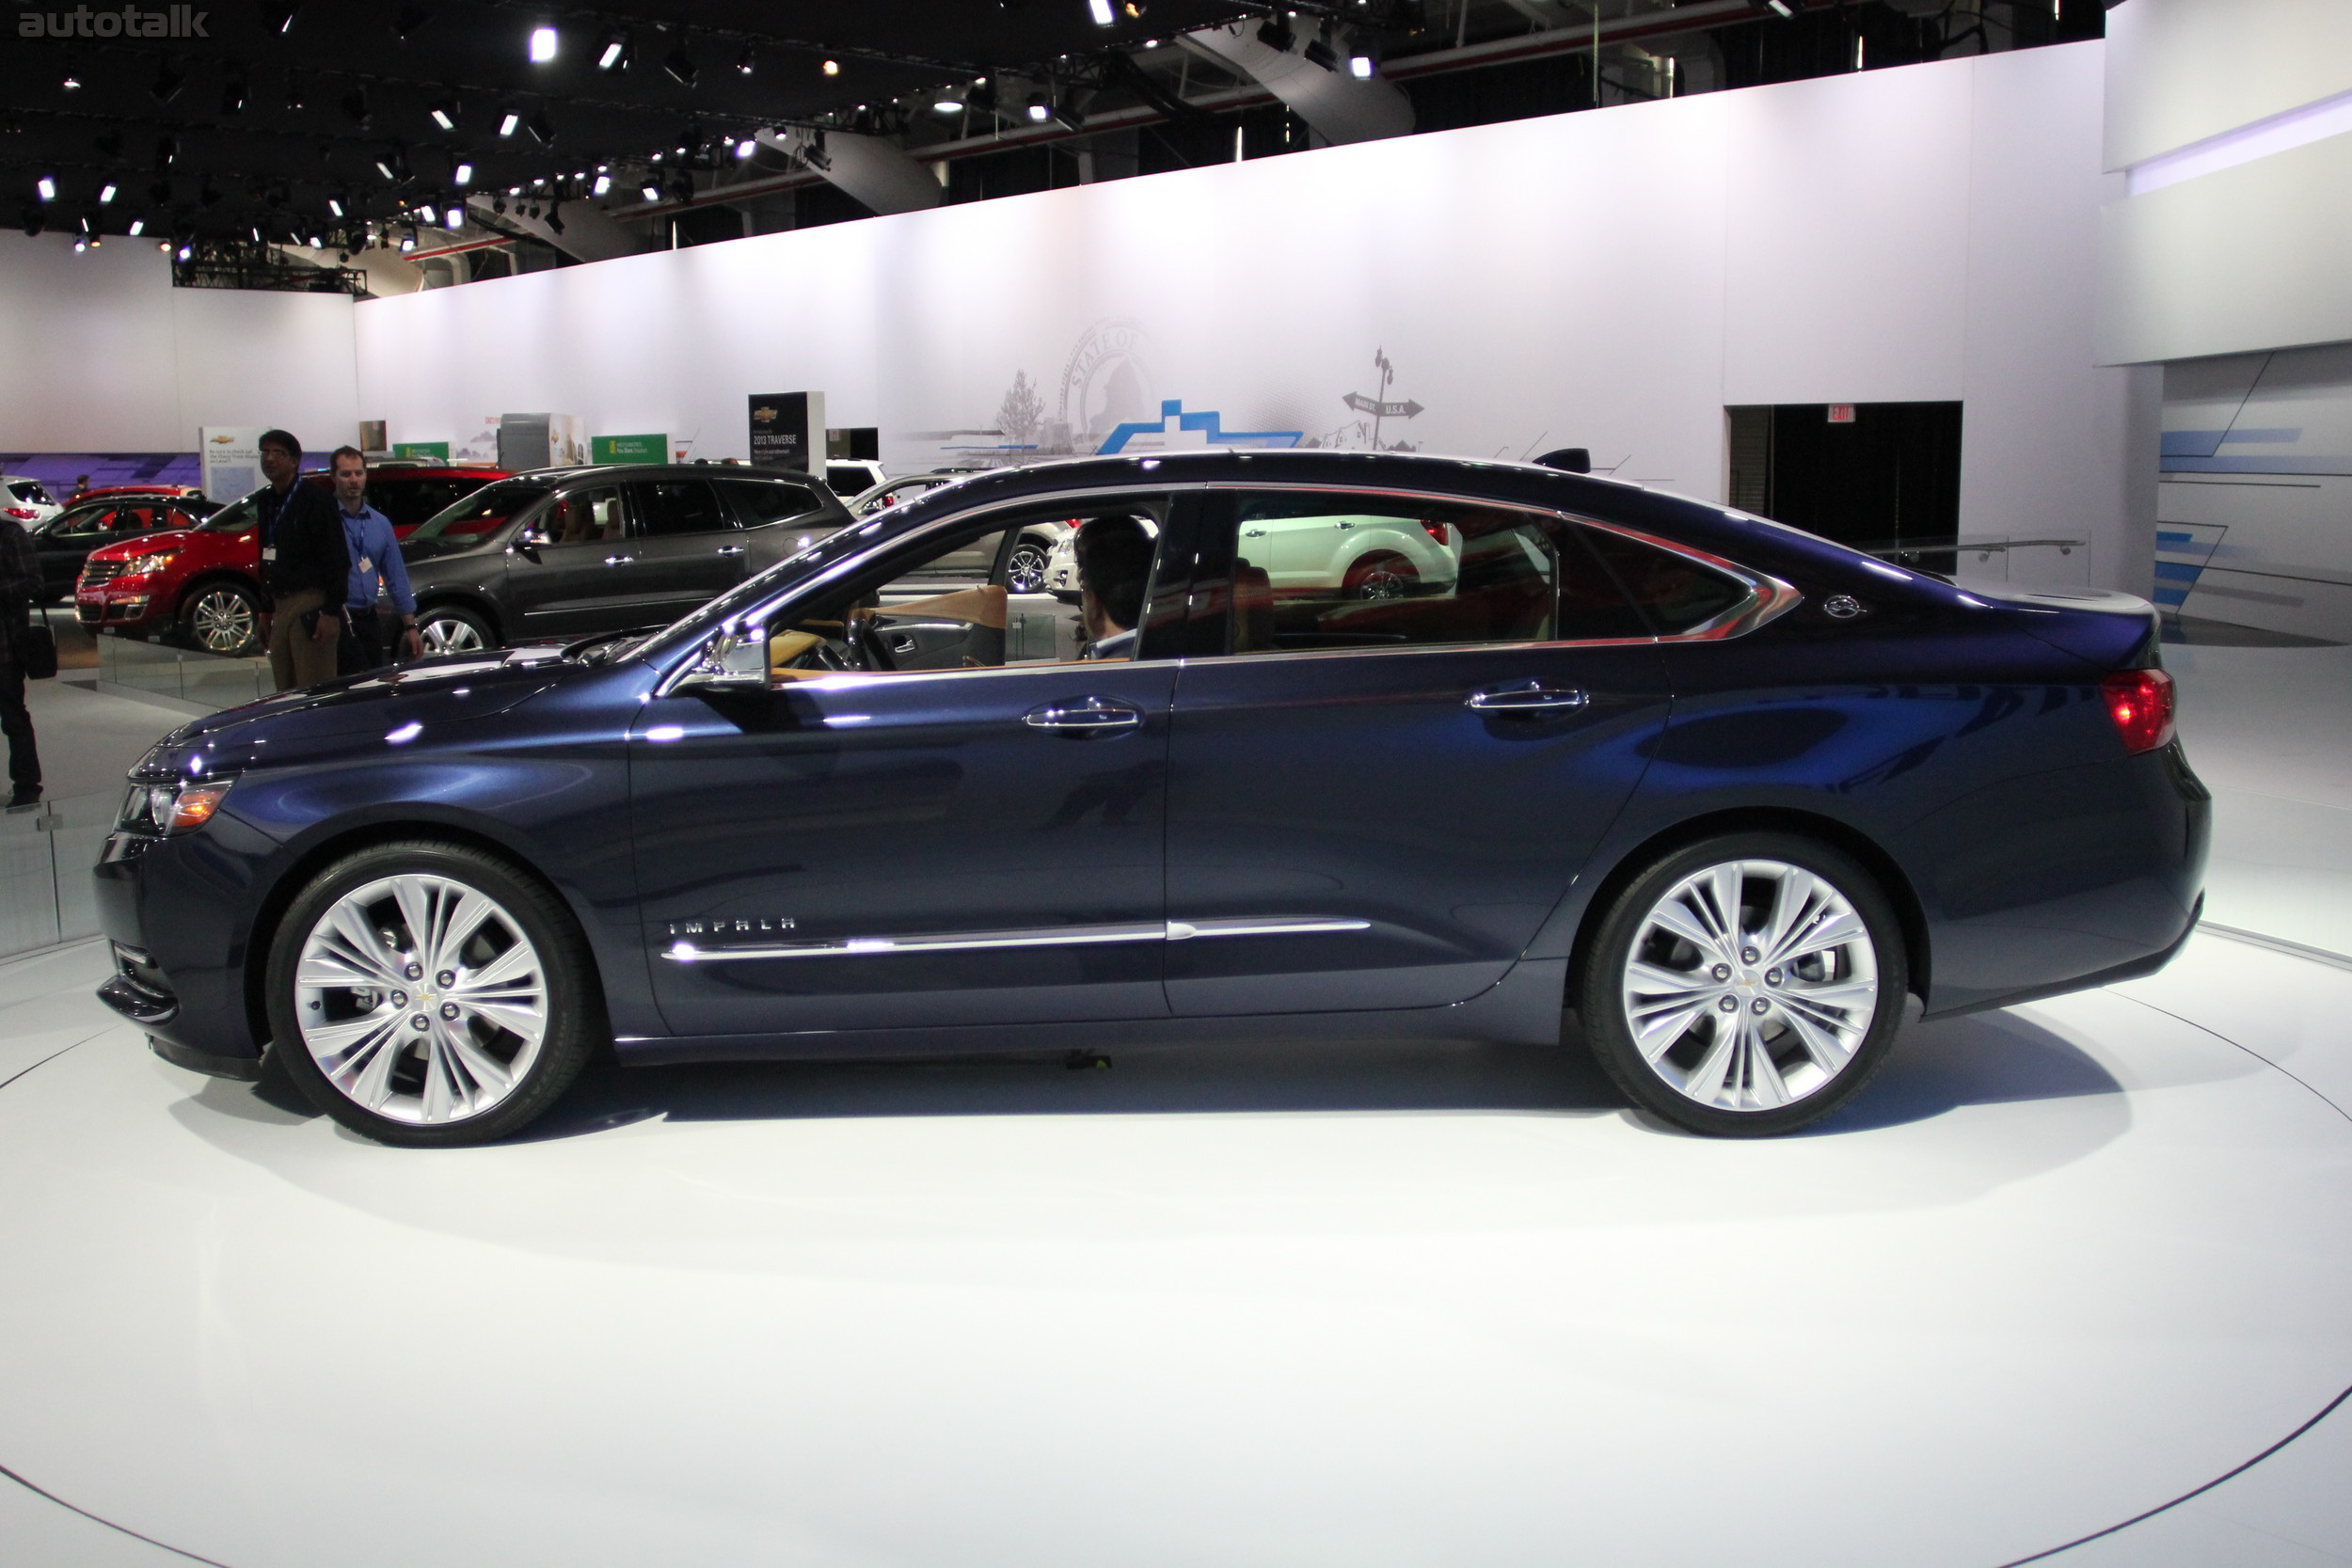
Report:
0,511,42,807
255,429,349,691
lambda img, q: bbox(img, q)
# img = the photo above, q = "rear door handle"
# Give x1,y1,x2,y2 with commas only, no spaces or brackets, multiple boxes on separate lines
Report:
603,554,635,566
714,545,745,556
1468,680,1591,714
1025,696,1144,735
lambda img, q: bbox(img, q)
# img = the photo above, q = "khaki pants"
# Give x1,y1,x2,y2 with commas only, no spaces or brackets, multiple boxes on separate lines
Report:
266,589,342,691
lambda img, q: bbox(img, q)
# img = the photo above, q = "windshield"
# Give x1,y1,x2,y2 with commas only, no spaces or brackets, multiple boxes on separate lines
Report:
198,494,259,533
407,480,554,543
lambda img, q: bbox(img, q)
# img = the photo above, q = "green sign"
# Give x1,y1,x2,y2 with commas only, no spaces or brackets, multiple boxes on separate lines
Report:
393,441,450,461
593,434,667,465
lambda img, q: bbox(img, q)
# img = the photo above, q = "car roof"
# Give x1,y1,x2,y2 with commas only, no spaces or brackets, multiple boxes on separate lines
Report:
515,463,832,484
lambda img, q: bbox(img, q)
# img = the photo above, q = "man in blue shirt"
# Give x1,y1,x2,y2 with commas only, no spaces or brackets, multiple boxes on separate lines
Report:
328,447,421,673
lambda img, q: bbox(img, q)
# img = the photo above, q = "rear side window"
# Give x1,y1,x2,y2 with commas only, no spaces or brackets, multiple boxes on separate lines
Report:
1215,492,1647,655
714,478,823,526
368,479,464,530
8,481,51,504
1580,527,1749,635
628,480,734,538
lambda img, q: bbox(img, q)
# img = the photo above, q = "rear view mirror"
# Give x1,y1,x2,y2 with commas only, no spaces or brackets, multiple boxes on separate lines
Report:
675,627,770,692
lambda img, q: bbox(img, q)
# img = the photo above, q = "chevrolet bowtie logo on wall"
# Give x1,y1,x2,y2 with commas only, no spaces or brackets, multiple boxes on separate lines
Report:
664,918,797,939
19,4,210,36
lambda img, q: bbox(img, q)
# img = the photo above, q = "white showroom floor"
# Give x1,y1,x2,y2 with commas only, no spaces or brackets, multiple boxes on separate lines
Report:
2,643,2349,1568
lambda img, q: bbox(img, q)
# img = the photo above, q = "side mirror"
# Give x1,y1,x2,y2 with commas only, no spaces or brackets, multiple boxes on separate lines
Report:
511,537,543,562
674,628,769,692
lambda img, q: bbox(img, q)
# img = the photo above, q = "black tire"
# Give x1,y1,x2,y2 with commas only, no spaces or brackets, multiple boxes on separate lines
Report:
265,839,603,1147
1344,551,1418,601
177,578,264,656
416,603,498,655
1577,832,1908,1137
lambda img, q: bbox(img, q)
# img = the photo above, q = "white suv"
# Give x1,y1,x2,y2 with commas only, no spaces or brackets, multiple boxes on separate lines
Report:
1046,509,1458,603
3,477,62,529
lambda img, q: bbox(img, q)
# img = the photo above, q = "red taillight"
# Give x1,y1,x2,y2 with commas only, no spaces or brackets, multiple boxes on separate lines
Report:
4,507,36,520
2101,668,2176,754
1423,520,1450,546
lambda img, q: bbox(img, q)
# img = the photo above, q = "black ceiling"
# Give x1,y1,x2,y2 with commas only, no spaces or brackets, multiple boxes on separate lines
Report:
1,0,1265,238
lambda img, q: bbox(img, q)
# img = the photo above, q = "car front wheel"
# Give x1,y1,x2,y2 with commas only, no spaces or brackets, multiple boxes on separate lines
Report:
180,580,262,656
1578,832,1907,1136
1344,552,1418,600
265,840,601,1146
416,604,497,655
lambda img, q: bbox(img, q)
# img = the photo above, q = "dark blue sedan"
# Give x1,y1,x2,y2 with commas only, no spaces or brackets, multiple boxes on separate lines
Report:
92,451,2208,1145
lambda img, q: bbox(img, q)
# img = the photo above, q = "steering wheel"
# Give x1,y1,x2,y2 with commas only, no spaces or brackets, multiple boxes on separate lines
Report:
844,615,898,673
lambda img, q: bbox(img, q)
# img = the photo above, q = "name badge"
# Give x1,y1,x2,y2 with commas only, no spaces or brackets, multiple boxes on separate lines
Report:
357,555,373,577
261,546,278,562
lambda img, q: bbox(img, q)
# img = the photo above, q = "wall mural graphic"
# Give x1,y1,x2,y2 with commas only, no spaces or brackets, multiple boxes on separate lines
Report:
1305,346,1425,451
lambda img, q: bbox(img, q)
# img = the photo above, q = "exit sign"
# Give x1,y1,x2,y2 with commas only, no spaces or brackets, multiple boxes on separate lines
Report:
1827,404,1857,423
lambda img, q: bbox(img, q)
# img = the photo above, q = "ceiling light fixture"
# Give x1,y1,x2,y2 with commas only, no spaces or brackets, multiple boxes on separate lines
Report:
1301,34,1339,71
640,179,660,201
593,171,611,195
735,138,755,159
263,0,296,35
327,194,344,215
1256,16,1295,51
932,92,963,115
597,29,629,69
1348,54,1375,78
527,111,555,144
128,216,145,235
61,75,82,90
663,39,697,87
36,175,56,202
430,99,459,131
529,24,558,62
1087,0,1113,24
221,75,248,115
1025,92,1050,122
736,44,755,75
453,161,473,184
499,111,520,137
374,155,398,182
822,58,839,75
98,182,117,203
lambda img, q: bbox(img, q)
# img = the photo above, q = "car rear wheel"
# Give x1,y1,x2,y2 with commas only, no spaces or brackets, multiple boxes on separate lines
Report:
1345,552,1418,600
1577,832,1907,1136
265,840,601,1146
180,580,262,656
1005,535,1053,594
417,604,496,655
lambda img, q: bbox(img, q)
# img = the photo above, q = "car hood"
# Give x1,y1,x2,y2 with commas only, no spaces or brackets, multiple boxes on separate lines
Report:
85,526,207,562
399,533,504,565
136,645,574,777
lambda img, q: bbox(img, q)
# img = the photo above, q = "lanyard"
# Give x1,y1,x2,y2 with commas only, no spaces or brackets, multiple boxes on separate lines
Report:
263,483,303,546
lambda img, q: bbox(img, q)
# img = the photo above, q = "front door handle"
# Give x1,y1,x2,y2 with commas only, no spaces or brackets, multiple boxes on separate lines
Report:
714,545,746,557
1243,528,1267,537
1468,680,1591,715
1024,696,1144,735
603,554,635,566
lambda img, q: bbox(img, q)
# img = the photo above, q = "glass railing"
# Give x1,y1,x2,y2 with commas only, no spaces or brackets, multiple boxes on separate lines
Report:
1855,535,2090,585
0,790,119,960
94,632,272,709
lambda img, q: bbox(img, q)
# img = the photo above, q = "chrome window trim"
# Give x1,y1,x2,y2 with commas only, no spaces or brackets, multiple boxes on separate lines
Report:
661,914,1370,962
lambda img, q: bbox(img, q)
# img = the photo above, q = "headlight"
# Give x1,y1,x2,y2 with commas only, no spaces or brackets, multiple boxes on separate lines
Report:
119,778,232,834
123,550,179,576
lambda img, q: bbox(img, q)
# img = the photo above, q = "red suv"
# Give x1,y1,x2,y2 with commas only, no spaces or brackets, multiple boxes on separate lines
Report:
76,465,508,655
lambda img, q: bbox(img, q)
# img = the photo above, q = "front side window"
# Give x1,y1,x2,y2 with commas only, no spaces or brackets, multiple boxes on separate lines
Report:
755,500,1171,680
1213,491,1646,655
629,480,734,538
522,486,625,546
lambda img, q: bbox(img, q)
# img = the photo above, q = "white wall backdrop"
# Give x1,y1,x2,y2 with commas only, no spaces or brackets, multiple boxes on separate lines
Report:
356,41,2139,590
0,234,359,456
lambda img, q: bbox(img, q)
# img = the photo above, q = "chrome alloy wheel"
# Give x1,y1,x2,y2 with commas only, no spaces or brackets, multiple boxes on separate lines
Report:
1006,540,1051,594
418,616,486,655
191,588,256,653
1618,858,1880,1112
293,873,548,1125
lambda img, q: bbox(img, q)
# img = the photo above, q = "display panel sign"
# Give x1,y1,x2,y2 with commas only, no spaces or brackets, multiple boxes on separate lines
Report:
198,426,262,501
358,420,389,453
592,434,667,465
749,391,825,472
497,413,588,470
394,441,451,461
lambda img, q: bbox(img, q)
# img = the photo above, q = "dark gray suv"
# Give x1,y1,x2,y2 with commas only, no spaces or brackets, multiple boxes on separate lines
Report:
398,465,849,653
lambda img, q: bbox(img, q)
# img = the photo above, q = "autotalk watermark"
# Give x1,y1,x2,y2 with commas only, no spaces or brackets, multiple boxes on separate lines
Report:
17,4,209,38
